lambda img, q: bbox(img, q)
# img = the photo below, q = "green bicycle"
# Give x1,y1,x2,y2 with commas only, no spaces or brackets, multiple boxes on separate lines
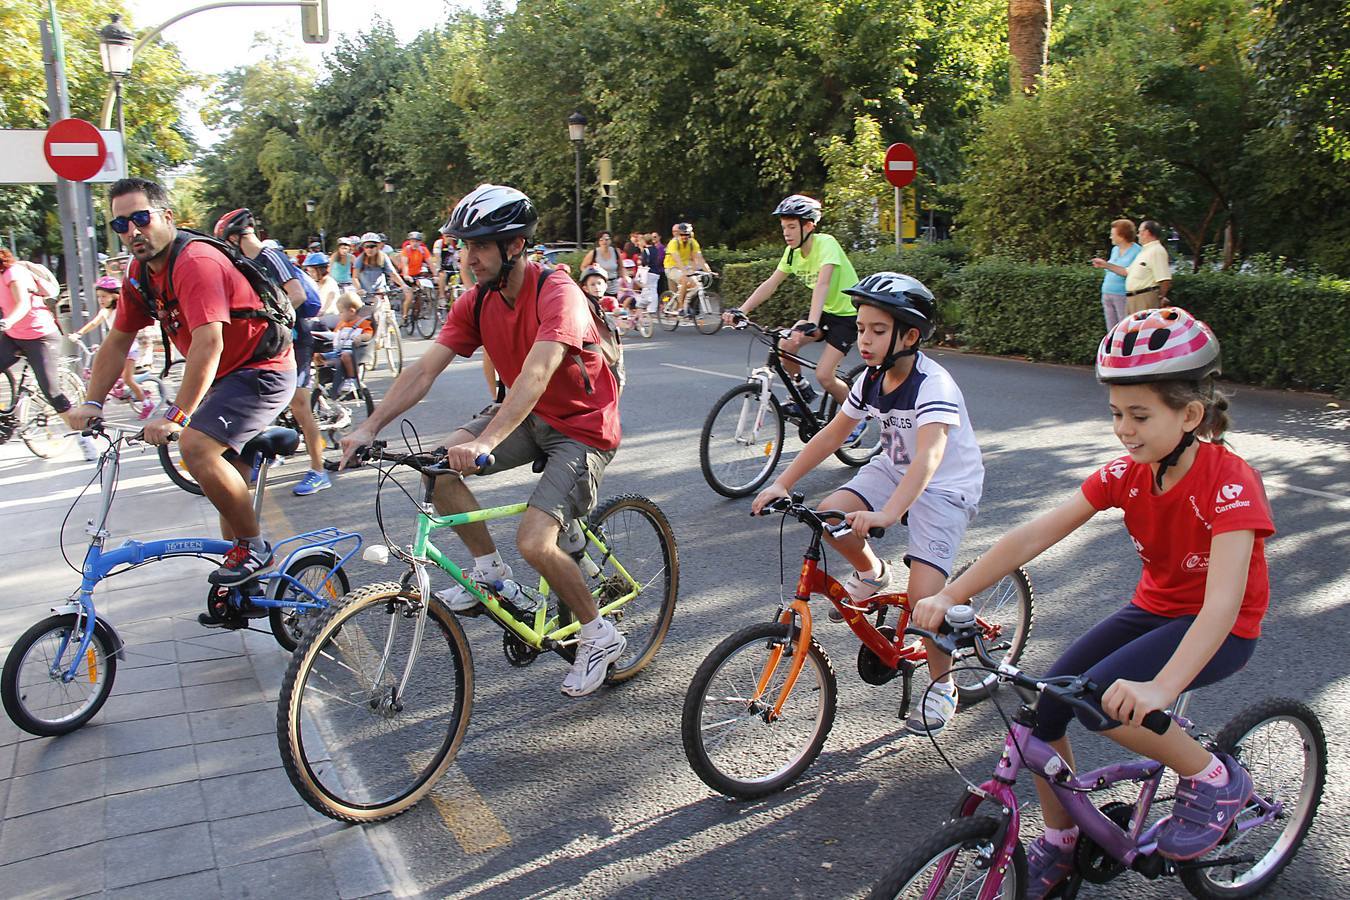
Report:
276,441,679,823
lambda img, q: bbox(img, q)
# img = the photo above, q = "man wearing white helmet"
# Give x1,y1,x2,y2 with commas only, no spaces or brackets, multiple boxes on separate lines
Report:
340,184,626,698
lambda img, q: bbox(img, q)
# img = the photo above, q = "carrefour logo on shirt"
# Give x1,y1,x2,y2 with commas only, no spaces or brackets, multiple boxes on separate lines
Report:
1214,483,1251,514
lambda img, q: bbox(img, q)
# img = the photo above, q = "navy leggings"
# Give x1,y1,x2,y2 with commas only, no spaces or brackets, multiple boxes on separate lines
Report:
1033,604,1257,742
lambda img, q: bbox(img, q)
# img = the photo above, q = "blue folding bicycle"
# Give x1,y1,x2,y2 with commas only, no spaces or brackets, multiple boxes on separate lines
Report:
1,421,361,736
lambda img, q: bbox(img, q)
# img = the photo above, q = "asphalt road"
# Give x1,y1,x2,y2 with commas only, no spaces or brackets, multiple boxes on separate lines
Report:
299,323,1350,900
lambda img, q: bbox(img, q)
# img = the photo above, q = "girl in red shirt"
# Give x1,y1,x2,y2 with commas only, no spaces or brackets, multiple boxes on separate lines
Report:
913,308,1270,897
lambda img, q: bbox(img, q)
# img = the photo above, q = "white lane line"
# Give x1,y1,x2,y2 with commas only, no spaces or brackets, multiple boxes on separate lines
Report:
1266,479,1348,503
659,363,743,381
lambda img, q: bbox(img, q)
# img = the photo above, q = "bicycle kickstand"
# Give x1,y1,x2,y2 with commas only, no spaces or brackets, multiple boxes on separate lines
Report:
896,660,917,721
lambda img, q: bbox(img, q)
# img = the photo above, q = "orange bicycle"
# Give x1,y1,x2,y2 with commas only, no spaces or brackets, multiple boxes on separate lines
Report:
681,494,1033,799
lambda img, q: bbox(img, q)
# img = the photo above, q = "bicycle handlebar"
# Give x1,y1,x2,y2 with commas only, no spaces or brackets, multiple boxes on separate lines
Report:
756,495,886,540
352,441,493,476
903,607,1172,736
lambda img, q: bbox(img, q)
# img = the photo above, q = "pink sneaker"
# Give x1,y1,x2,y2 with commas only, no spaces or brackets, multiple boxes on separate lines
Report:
137,397,156,419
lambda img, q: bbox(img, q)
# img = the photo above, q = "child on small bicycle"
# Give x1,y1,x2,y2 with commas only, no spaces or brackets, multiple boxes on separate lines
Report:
728,195,861,429
72,277,156,419
312,294,373,396
912,308,1270,896
752,272,984,736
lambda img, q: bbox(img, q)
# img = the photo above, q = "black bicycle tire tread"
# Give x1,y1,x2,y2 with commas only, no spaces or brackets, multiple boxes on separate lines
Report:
953,564,1035,706
681,620,838,799
268,554,351,653
158,442,204,495
276,581,474,823
830,364,883,468
699,383,785,498
1178,698,1326,899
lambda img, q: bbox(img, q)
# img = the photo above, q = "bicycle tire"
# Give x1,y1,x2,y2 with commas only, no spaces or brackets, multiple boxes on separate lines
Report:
20,366,83,459
311,380,375,450
658,291,680,331
2,613,118,736
382,321,404,374
556,494,679,683
277,582,474,823
415,290,440,339
158,439,204,495
699,383,785,498
868,815,1027,900
826,364,884,468
0,367,17,415
695,292,722,334
682,620,837,799
1179,698,1326,899
267,552,351,653
947,564,1034,704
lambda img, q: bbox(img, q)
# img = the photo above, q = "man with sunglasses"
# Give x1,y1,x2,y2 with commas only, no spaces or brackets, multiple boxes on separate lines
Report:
65,178,296,592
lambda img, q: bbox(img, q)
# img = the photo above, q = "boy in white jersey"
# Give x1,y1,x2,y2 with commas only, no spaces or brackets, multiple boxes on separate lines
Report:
752,272,984,735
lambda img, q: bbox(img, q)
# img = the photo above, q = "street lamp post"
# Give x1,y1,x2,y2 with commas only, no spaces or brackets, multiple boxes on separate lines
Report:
97,14,134,256
383,177,395,236
305,197,325,250
567,112,587,249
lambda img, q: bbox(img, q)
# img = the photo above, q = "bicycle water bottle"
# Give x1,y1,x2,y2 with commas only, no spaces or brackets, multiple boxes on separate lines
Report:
558,520,601,578
495,579,543,614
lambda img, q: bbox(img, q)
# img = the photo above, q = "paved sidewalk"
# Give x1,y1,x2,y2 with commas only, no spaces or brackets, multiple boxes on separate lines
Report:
0,436,396,899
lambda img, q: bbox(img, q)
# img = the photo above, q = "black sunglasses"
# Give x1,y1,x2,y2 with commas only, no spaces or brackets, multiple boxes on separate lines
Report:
110,209,161,234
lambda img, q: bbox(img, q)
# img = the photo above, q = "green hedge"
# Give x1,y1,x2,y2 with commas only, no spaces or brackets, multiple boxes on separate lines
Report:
950,260,1350,393
720,245,1350,393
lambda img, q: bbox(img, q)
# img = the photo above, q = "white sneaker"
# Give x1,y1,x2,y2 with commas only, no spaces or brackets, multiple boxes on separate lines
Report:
832,560,892,622
905,683,958,735
435,562,512,612
76,435,99,461
561,619,627,698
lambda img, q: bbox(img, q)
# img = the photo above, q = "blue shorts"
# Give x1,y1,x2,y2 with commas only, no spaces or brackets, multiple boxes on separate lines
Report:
189,365,296,454
293,317,315,389
1033,603,1257,741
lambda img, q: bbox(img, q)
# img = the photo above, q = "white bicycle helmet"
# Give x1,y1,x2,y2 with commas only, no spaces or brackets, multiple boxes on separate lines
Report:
1096,307,1221,384
359,232,382,246
773,194,822,223
446,184,538,241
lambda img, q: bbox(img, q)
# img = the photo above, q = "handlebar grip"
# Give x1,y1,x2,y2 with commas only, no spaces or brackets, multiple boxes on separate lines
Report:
868,526,885,539
474,453,494,470
1141,709,1173,736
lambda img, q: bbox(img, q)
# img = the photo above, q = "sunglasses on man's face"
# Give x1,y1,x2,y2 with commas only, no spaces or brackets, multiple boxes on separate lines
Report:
110,209,160,234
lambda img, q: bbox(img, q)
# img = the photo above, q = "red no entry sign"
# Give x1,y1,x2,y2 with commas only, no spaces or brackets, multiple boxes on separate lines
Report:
884,142,917,188
43,118,107,182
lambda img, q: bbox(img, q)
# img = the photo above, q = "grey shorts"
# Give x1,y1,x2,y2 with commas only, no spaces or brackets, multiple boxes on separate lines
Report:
839,456,978,577
459,412,616,527
190,365,296,454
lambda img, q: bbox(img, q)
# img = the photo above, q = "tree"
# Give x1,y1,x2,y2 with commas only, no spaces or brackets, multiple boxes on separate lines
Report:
821,116,888,251
1009,0,1051,93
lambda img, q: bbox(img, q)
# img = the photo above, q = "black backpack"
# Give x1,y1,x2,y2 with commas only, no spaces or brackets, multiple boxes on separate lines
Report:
125,228,296,366
472,266,625,396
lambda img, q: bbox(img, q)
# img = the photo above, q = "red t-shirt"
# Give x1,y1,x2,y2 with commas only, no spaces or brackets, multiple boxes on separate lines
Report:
436,263,621,451
1080,441,1274,638
116,241,293,378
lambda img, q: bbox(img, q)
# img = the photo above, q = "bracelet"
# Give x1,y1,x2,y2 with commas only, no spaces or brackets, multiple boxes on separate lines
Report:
163,405,191,427
85,400,103,410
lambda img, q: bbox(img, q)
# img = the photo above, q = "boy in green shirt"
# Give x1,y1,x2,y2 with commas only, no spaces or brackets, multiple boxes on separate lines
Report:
728,195,860,423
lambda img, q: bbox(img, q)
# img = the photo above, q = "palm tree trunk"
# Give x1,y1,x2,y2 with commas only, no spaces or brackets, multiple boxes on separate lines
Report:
1009,0,1051,94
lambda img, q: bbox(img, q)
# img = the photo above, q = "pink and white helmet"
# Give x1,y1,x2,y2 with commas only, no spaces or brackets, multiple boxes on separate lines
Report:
1096,307,1220,384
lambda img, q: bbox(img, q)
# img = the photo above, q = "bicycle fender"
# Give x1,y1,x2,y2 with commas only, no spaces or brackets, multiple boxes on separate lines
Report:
49,602,127,661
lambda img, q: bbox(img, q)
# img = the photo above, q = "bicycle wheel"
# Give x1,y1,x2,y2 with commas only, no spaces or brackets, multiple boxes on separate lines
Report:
0,367,16,414
947,565,1034,704
637,311,653,338
20,366,83,459
277,582,474,823
158,439,204,495
695,291,722,334
658,291,680,331
267,552,352,653
415,291,440,339
557,494,679,683
699,383,785,498
311,381,374,450
681,620,837,799
2,614,118,736
381,320,404,374
868,816,1026,900
1180,698,1326,899
826,364,884,467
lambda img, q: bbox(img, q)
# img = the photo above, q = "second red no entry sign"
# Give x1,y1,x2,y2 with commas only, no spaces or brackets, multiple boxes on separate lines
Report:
43,118,107,182
884,142,917,188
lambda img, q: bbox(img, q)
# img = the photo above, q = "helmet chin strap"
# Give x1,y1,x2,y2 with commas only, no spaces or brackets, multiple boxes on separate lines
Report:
863,326,919,388
1153,429,1197,489
487,240,521,295
786,223,813,266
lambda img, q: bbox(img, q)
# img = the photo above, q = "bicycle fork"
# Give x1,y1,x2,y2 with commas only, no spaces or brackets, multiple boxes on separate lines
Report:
734,371,775,447
752,598,813,722
369,561,432,717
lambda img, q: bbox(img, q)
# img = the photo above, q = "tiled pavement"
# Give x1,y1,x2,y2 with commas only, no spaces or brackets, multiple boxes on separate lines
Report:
0,437,397,899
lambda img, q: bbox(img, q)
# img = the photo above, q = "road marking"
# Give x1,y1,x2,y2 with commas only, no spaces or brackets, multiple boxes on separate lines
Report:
422,762,512,853
659,363,743,381
1265,478,1347,503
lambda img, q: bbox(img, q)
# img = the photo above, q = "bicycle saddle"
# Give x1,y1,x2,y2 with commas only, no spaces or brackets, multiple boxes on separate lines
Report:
239,427,300,466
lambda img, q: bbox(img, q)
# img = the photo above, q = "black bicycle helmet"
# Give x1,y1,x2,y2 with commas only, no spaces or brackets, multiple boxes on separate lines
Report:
213,208,255,241
773,194,822,223
446,184,538,241
845,272,937,374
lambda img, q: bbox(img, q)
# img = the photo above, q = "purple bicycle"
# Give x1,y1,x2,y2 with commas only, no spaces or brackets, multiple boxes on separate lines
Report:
871,606,1325,900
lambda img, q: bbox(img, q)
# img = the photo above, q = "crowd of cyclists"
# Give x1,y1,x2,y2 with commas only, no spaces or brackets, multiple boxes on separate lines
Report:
0,171,1285,898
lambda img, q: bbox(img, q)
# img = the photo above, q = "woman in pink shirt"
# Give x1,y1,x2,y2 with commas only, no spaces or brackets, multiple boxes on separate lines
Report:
0,248,75,416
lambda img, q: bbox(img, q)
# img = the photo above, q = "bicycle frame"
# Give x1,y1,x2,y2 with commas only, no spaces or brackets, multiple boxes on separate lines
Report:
943,692,1286,897
407,501,642,650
